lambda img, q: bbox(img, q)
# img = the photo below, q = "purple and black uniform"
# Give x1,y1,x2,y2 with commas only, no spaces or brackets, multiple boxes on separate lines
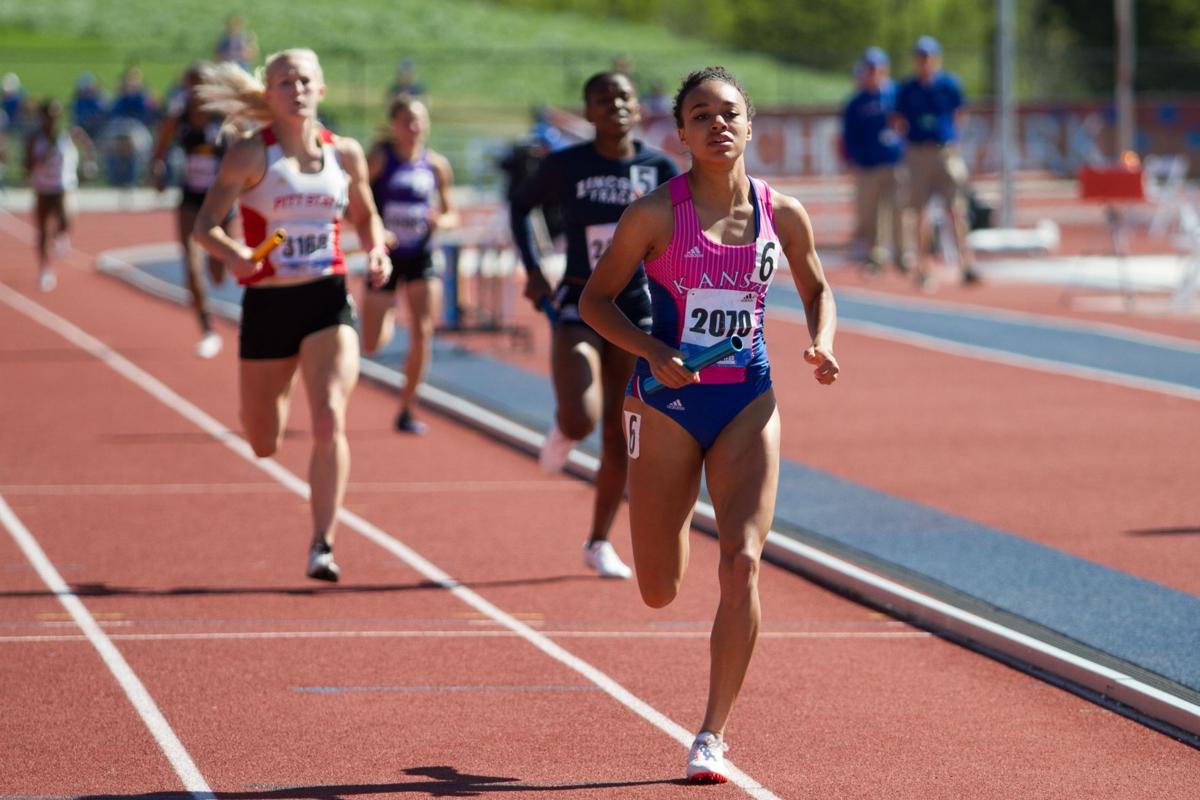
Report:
628,175,779,449
510,140,679,330
370,145,438,289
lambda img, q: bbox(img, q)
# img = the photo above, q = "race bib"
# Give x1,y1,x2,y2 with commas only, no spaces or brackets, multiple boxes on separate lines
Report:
623,411,641,460
183,153,219,192
629,165,658,197
750,238,779,287
585,223,617,271
680,288,756,367
382,201,429,247
274,221,337,274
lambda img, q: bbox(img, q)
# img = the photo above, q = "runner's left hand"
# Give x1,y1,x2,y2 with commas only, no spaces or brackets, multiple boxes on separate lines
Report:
804,345,839,385
367,247,392,288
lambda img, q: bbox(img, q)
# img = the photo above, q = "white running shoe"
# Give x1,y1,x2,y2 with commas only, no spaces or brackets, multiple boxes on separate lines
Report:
686,731,730,784
538,424,577,472
306,541,340,583
195,331,223,359
582,540,633,580
37,269,57,293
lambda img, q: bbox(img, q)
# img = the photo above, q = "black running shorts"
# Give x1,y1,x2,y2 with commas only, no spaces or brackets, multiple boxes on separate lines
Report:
239,275,358,360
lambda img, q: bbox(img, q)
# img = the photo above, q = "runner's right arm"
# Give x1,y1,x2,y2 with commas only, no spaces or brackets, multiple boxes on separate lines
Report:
508,152,559,305
193,135,263,280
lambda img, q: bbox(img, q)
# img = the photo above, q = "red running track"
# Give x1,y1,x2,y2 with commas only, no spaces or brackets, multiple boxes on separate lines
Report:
1,209,1197,798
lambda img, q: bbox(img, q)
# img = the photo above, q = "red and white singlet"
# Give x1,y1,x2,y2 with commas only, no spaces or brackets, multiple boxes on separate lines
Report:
238,127,349,286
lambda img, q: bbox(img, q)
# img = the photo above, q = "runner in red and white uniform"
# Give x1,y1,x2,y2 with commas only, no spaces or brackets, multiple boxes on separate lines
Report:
193,48,391,582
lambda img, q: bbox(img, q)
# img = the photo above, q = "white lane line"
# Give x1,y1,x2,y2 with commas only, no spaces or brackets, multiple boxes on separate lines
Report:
0,496,212,798
838,284,1200,352
768,304,1200,402
0,629,933,643
0,284,780,798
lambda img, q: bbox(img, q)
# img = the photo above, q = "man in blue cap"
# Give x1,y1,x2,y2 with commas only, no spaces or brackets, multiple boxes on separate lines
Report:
894,35,979,288
841,46,907,274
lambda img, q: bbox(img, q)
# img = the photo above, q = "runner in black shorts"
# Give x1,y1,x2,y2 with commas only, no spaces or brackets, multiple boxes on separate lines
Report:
510,71,679,579
151,63,239,358
362,95,457,434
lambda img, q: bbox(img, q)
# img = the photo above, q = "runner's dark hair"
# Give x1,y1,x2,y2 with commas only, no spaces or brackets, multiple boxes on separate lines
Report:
582,71,635,103
672,66,754,127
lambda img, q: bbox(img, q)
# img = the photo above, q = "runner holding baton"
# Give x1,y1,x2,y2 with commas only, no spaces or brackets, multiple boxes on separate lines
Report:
642,335,743,395
250,228,287,263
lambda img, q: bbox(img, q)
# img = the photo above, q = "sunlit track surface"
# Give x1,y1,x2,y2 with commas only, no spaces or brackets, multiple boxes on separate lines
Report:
2,208,1198,798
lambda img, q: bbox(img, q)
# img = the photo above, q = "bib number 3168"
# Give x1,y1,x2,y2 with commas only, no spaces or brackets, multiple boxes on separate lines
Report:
751,238,778,287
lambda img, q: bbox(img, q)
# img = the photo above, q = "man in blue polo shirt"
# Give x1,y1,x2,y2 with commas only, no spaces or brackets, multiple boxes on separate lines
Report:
894,36,979,288
842,46,906,274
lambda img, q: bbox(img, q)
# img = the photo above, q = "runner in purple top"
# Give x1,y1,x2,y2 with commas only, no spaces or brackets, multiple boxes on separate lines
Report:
362,95,458,434
580,66,839,784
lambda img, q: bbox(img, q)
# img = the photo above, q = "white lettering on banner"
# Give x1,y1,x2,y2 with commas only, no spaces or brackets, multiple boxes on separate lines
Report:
639,102,1200,177
680,288,756,368
585,223,617,271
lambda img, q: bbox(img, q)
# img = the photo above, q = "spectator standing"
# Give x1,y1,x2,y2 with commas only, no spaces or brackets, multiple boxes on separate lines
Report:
388,59,425,98
214,13,258,70
842,47,906,274
111,67,158,127
71,73,109,140
893,36,979,289
2,73,28,135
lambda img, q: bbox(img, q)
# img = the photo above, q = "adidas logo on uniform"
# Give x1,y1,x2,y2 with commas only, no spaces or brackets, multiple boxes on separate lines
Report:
666,399,685,411
684,246,704,258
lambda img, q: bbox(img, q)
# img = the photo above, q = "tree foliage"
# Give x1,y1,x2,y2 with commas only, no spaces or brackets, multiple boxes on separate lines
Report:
489,0,1200,96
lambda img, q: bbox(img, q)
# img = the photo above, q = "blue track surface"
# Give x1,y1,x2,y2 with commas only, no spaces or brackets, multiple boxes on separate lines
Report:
127,259,1200,694
771,284,1200,392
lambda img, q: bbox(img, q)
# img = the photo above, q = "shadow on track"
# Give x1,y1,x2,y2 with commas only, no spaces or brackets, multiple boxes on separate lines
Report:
0,574,599,600
76,765,689,798
1125,526,1200,536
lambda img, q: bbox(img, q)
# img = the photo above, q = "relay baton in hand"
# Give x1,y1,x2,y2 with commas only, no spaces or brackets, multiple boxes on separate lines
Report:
644,335,743,395
250,228,287,262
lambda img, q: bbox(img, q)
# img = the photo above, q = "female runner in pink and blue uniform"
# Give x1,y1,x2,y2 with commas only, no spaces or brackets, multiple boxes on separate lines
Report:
193,49,391,582
580,66,839,783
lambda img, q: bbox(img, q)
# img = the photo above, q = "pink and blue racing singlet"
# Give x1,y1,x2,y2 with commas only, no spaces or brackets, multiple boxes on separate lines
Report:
627,174,780,450
642,173,780,384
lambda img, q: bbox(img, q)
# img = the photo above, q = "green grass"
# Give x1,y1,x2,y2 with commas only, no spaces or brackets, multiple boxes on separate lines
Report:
1,0,852,179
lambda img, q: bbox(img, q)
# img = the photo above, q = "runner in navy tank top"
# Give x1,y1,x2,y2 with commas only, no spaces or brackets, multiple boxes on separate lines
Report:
510,71,678,580
151,62,239,359
580,67,839,783
362,94,458,434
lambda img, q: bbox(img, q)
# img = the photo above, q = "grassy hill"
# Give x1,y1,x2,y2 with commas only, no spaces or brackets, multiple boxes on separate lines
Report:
1,0,851,181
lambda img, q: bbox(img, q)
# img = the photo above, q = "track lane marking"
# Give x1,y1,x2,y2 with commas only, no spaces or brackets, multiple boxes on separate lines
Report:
0,480,580,495
0,629,933,643
768,303,1200,401
0,496,213,798
0,279,781,798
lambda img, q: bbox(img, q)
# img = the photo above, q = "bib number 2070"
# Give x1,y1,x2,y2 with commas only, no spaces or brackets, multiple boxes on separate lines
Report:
751,238,778,287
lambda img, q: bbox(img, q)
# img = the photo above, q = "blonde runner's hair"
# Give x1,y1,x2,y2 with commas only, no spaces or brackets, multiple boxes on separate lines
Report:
196,48,324,136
